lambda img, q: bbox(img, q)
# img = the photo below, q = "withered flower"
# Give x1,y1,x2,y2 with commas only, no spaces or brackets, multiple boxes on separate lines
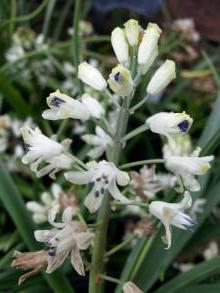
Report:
11,250,48,285
134,218,155,237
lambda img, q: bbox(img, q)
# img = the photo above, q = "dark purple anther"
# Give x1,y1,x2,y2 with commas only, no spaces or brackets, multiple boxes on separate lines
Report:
114,72,120,82
50,96,65,107
177,120,189,133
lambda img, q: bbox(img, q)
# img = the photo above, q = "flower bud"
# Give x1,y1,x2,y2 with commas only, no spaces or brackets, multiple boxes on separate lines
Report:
78,62,107,91
138,23,161,68
108,65,134,96
111,27,129,64
147,60,176,95
81,94,104,119
123,281,143,293
146,112,193,137
124,19,140,46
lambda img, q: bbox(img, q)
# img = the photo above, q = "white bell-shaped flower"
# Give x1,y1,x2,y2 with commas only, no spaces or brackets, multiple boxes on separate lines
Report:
111,27,129,64
21,126,63,170
149,191,195,249
108,65,134,96
81,126,113,159
78,62,107,91
34,208,93,276
81,94,104,119
65,160,130,213
147,60,176,95
138,23,161,70
42,90,90,121
124,19,140,46
166,154,214,191
146,112,193,139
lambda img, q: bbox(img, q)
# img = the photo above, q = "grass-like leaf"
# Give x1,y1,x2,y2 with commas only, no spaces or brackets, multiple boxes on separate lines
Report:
154,257,220,293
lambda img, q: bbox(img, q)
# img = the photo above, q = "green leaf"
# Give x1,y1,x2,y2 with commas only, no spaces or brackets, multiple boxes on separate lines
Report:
0,73,30,116
0,160,74,292
178,284,220,293
154,257,220,293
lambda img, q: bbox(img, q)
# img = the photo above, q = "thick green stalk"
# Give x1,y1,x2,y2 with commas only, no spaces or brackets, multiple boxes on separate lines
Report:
89,96,131,293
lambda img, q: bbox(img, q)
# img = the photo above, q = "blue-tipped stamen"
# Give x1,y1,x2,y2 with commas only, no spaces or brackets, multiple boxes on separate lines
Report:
51,96,65,107
177,120,189,133
114,72,120,82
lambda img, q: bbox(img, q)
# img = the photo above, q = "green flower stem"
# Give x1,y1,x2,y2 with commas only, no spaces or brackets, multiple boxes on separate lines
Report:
9,0,17,36
121,124,149,142
89,96,132,293
130,45,138,79
129,94,150,114
105,235,136,258
0,36,110,74
1,0,49,29
120,159,165,169
57,119,69,139
98,274,123,285
93,118,115,139
112,201,149,208
64,151,87,170
72,0,83,94
42,0,57,39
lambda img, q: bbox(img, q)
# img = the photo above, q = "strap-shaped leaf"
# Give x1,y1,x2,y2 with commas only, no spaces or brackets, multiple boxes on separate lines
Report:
154,257,220,293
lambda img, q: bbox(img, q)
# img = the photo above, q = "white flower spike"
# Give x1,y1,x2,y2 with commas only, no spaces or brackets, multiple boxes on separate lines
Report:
108,65,134,96
124,19,140,47
65,160,130,213
81,126,113,159
147,59,176,95
78,62,107,91
149,191,195,249
21,126,63,170
111,27,129,64
34,208,94,276
146,112,193,139
166,155,214,191
42,90,90,121
138,23,162,72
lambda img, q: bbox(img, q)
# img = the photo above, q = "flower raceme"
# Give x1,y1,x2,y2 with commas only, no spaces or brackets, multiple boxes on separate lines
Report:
149,191,195,249
65,160,130,213
42,90,104,121
146,112,193,139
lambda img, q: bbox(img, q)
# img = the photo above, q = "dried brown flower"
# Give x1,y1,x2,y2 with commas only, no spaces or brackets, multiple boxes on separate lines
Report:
11,250,48,285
